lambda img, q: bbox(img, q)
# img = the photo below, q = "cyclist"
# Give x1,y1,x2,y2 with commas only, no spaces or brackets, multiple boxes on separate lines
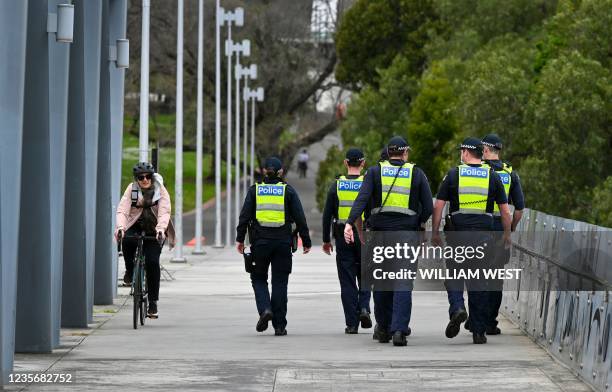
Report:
115,162,175,319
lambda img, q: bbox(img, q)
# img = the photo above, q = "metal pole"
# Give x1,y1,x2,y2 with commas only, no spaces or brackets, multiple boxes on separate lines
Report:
250,96,255,183
214,1,223,247
172,0,186,263
193,0,204,254
138,0,151,162
225,34,233,247
234,56,241,230
243,85,248,192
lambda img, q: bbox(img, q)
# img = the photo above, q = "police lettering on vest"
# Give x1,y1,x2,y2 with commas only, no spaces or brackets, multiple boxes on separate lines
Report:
381,166,411,178
459,166,488,178
257,185,285,196
337,180,362,192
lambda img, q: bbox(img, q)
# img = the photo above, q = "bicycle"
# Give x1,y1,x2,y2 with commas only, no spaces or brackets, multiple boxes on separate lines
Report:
117,231,163,329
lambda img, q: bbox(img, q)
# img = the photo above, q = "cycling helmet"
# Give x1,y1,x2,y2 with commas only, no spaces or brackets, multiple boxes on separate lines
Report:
133,162,155,178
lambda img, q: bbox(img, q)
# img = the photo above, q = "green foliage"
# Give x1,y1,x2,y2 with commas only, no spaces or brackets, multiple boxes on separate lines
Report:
315,145,345,211
319,0,610,226
407,59,464,188
335,0,439,88
456,35,537,161
590,177,612,228
520,51,611,220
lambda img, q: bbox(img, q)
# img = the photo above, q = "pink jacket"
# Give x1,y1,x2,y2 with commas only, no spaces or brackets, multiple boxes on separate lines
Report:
115,175,176,248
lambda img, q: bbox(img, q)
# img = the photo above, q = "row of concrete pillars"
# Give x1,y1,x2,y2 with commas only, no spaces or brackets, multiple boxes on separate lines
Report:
0,0,127,384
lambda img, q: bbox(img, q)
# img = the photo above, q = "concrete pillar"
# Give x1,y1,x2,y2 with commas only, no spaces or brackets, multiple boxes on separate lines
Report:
62,0,103,327
16,0,71,352
0,1,28,383
95,0,127,304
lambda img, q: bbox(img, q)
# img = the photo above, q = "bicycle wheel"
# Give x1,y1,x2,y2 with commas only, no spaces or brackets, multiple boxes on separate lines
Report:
139,262,147,326
132,253,141,330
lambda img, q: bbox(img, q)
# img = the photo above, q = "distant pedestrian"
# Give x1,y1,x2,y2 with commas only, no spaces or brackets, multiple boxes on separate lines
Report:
297,149,309,178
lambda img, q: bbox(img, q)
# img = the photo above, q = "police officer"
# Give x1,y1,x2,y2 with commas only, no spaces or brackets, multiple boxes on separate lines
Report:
344,136,433,346
322,148,372,334
481,133,524,334
236,157,312,336
431,137,512,344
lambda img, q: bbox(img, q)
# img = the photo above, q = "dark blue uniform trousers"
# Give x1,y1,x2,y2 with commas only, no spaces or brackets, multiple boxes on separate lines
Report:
374,290,412,334
372,231,418,335
445,229,492,335
335,237,371,328
250,239,292,329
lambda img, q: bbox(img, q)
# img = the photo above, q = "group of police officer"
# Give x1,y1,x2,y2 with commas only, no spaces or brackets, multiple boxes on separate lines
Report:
235,134,524,345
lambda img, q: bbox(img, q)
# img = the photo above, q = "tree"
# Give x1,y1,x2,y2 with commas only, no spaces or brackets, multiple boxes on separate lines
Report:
335,0,439,89
521,51,611,220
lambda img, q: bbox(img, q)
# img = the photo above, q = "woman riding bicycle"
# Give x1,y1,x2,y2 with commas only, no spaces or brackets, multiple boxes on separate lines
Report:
115,162,175,319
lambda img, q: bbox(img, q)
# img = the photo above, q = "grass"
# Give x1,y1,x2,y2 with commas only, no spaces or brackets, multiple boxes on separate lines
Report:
121,132,229,213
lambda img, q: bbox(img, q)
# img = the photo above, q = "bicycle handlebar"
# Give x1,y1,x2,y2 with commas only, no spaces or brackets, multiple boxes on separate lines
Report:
117,231,164,253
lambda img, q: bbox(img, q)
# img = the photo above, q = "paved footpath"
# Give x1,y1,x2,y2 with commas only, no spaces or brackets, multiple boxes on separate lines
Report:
10,245,591,391
8,135,592,391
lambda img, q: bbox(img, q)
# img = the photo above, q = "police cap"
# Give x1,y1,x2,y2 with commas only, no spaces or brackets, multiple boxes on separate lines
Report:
387,136,411,154
264,156,283,171
345,148,365,163
481,134,503,150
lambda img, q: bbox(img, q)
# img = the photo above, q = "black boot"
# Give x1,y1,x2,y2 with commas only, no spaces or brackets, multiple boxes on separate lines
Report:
392,331,407,346
445,309,468,338
359,309,372,329
377,328,391,343
256,310,273,332
345,326,358,334
473,333,487,344
274,328,287,336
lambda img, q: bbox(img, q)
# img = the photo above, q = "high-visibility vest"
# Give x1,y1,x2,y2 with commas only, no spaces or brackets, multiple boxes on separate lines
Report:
453,164,491,215
255,182,286,227
336,175,363,224
371,161,416,215
493,163,512,216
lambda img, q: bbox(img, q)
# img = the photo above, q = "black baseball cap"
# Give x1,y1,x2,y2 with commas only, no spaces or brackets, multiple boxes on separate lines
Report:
264,156,282,171
387,136,411,153
345,148,365,162
458,137,483,153
481,134,503,150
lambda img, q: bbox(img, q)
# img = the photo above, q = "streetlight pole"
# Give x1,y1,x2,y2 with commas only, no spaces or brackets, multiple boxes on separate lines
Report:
241,65,258,195
193,0,205,255
138,0,151,162
245,87,264,183
219,8,244,247
172,0,187,263
228,40,251,231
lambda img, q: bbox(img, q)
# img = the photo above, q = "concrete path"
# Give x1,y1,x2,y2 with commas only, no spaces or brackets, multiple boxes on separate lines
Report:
10,245,591,391
8,133,592,391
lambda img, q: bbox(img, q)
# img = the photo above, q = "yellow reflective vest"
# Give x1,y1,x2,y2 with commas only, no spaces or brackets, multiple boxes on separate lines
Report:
255,182,286,227
492,163,512,216
372,161,416,216
454,164,491,216
336,175,363,224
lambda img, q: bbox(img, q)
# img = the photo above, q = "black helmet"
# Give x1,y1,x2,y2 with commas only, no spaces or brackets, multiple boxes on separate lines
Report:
133,162,155,178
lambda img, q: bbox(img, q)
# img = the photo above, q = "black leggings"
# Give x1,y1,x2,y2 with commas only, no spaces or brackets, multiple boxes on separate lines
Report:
122,229,162,302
